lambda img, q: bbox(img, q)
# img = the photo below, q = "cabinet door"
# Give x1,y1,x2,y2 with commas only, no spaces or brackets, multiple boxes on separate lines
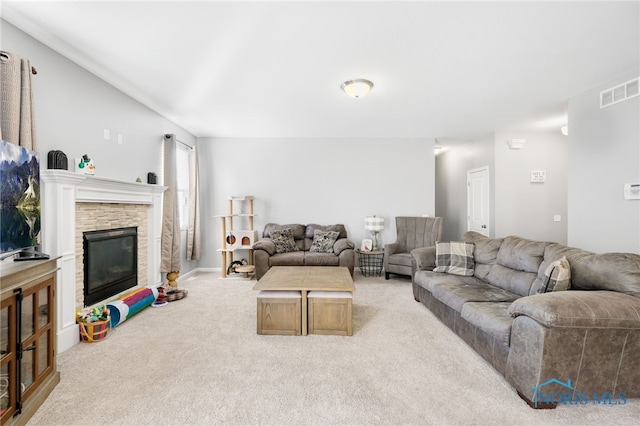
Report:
1,294,18,422
20,278,55,403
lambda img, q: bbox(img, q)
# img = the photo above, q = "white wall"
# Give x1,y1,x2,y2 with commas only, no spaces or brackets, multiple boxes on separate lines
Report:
436,131,568,244
494,131,568,244
3,21,200,274
435,134,495,241
197,137,436,269
2,21,196,181
568,72,640,253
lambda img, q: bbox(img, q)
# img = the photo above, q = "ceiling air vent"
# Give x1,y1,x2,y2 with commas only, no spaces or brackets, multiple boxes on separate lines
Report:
600,77,640,108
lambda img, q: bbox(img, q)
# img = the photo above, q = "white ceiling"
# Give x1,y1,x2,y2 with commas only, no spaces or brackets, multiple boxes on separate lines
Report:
2,1,639,141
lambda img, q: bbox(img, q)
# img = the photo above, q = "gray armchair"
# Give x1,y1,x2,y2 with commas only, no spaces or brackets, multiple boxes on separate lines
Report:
384,216,443,279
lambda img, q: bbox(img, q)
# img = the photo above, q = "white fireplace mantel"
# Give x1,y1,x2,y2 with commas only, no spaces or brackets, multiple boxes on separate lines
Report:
40,170,167,354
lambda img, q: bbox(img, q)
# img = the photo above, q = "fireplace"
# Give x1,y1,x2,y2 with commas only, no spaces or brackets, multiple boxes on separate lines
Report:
41,170,166,353
83,226,138,306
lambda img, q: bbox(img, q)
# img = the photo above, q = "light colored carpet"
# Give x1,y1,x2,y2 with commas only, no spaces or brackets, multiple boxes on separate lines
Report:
27,271,639,425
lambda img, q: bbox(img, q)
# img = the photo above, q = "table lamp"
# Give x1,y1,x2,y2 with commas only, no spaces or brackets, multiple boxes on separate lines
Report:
365,215,384,250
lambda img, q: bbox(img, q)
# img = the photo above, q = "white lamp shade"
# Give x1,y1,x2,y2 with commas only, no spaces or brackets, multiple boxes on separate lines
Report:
365,216,384,231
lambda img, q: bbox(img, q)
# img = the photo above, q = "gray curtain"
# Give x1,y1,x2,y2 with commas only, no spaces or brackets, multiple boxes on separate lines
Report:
160,134,181,274
0,50,37,150
186,146,201,260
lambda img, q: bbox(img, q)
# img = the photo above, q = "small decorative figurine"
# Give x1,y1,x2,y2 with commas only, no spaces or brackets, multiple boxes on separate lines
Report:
75,154,95,175
166,271,179,287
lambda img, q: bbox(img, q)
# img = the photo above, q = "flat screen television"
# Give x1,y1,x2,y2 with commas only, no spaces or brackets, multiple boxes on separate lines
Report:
0,140,48,260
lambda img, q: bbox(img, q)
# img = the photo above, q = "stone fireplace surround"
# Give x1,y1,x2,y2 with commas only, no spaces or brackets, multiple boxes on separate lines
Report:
41,170,166,354
76,203,147,307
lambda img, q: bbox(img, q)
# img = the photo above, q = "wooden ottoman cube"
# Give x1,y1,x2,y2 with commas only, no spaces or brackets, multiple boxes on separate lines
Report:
256,290,302,335
307,291,353,336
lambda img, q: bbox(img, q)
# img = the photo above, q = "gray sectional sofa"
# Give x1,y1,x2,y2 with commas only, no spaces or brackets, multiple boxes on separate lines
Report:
253,223,355,280
412,231,640,408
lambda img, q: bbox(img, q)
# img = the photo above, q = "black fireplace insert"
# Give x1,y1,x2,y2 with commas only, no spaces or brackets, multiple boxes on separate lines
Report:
83,226,137,306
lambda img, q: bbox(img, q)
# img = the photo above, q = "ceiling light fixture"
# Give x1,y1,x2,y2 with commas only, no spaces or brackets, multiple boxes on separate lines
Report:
341,79,373,98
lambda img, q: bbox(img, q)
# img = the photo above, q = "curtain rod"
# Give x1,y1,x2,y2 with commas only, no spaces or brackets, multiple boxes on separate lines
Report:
176,139,194,150
165,133,194,150
0,51,37,74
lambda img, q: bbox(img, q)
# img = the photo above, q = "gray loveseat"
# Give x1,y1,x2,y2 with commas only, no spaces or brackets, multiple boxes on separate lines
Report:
253,223,355,280
412,231,640,408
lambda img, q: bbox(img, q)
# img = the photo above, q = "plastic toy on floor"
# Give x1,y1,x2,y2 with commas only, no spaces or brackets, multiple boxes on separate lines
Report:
152,286,168,307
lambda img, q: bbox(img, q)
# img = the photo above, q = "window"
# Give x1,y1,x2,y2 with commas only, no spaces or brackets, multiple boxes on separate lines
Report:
176,145,190,229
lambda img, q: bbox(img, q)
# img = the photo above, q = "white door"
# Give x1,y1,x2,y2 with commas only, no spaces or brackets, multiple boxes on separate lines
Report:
467,167,490,236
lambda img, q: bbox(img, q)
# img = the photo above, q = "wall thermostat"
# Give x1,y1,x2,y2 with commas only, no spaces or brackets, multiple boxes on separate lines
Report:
624,183,640,200
530,170,546,183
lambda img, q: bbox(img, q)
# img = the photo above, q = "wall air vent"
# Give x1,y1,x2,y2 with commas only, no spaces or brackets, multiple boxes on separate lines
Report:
600,77,639,108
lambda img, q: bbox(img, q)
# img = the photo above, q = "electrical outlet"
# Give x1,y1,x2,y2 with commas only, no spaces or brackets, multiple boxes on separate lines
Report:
103,129,110,140
553,215,561,222
117,134,123,145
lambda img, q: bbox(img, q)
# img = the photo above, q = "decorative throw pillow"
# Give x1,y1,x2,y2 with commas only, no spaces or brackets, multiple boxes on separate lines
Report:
310,230,340,253
270,228,299,254
433,241,475,276
538,256,571,293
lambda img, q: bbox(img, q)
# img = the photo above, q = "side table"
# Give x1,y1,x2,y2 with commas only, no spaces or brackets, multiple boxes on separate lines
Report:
356,249,384,277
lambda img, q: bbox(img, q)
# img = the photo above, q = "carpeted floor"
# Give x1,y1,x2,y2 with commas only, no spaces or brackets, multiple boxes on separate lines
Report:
27,271,639,425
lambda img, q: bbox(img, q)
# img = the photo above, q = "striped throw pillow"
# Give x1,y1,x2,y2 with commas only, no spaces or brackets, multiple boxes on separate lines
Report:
539,256,571,293
433,242,475,276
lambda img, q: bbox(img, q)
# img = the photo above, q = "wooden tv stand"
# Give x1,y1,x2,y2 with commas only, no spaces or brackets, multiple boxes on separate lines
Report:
1,257,60,425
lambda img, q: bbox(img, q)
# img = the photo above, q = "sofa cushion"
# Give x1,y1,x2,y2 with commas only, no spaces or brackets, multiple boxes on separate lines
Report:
533,243,592,295
309,229,340,253
304,252,341,266
414,270,474,293
538,243,592,274
269,251,305,266
538,256,571,293
461,301,514,346
508,290,640,329
488,235,549,297
486,264,539,297
270,228,299,253
462,232,503,283
428,278,520,312
496,236,549,273
433,241,475,276
387,252,413,268
570,252,640,297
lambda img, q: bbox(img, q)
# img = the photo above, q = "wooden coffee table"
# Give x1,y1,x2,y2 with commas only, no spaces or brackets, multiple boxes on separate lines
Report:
252,266,355,335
